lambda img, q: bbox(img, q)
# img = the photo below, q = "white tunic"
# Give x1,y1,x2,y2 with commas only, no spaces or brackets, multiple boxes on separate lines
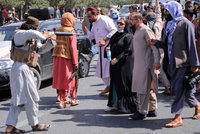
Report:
87,15,117,78
10,30,46,106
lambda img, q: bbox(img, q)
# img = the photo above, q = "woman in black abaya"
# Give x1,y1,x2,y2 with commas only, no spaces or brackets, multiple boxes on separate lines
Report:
105,18,136,113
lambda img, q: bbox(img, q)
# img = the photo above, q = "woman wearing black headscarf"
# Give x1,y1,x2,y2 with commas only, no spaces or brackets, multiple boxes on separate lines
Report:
105,18,136,113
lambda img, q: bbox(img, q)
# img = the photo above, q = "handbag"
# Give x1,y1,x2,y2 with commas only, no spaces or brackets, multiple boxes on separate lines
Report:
10,39,40,67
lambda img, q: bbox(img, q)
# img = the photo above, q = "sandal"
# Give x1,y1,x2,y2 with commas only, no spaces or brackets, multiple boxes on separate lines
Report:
57,97,71,104
58,101,71,109
71,99,80,106
65,97,72,104
32,124,50,131
5,127,26,134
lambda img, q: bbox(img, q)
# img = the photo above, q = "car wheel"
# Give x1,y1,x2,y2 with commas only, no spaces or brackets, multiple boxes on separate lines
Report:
78,54,89,78
30,67,41,90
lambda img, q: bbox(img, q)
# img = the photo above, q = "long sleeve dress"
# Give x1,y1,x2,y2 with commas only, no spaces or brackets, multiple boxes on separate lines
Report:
107,31,137,114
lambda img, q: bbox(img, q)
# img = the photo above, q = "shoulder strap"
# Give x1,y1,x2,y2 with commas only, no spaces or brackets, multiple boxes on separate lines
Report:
25,38,38,52
152,21,156,34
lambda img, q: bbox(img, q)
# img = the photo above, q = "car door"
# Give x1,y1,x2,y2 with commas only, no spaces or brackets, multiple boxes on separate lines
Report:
38,21,60,80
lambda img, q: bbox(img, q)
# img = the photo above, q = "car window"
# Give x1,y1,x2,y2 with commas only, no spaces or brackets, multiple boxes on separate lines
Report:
75,21,83,34
0,27,17,41
39,20,84,35
0,20,84,41
119,5,130,14
0,31,6,41
39,21,61,32
40,23,61,32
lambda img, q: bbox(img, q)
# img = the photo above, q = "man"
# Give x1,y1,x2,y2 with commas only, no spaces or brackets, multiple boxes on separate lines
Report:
54,6,61,19
145,5,171,96
4,10,19,24
129,5,138,14
183,8,194,21
150,1,200,127
82,7,117,96
5,16,50,133
185,1,193,10
129,12,160,120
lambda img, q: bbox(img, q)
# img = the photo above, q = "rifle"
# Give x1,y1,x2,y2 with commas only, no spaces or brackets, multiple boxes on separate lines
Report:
70,70,78,93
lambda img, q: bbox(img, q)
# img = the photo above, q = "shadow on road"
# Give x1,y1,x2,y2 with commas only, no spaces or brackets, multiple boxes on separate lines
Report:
50,108,170,131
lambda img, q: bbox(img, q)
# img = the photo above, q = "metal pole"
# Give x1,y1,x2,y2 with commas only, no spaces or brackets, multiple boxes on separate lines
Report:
99,46,103,78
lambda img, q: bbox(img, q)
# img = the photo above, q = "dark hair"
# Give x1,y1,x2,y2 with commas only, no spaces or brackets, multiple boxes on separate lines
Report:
19,23,38,30
147,5,154,10
129,5,138,10
184,8,194,17
65,8,73,13
185,1,193,9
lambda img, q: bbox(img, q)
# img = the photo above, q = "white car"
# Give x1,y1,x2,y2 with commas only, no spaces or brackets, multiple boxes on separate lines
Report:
0,41,14,88
119,5,131,19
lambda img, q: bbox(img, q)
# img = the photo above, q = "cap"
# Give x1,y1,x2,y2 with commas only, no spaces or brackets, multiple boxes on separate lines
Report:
26,16,39,26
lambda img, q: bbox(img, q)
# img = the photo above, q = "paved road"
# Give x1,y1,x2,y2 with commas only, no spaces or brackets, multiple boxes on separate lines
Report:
0,55,200,134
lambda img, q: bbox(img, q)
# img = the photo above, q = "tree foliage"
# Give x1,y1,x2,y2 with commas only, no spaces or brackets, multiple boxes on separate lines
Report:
0,0,50,12
0,0,24,8
0,0,142,9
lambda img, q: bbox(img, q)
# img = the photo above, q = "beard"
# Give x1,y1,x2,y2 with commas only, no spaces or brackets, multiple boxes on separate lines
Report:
165,13,173,21
88,19,94,23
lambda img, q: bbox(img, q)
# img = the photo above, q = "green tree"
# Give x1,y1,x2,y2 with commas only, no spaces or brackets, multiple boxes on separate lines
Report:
48,0,61,6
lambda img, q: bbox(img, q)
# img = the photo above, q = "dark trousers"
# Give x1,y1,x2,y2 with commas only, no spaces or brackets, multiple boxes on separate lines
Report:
171,67,198,114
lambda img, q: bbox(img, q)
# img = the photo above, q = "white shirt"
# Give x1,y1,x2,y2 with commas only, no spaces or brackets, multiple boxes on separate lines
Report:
14,29,46,47
87,15,117,78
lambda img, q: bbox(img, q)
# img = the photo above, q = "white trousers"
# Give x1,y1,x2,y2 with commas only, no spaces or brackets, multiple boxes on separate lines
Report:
6,99,39,127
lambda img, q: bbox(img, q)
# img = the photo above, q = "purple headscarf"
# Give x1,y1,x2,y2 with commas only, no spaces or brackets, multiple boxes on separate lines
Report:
162,1,183,21
161,1,184,62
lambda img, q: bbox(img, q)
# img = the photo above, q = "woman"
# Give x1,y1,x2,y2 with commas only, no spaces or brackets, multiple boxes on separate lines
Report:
105,18,136,113
52,12,79,108
5,16,50,133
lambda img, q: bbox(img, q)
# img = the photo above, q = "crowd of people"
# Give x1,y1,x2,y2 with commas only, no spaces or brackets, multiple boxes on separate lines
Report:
82,0,200,128
3,0,200,133
0,5,19,26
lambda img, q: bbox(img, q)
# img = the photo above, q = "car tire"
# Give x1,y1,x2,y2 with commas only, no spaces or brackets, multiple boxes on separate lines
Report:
30,67,41,90
78,54,89,78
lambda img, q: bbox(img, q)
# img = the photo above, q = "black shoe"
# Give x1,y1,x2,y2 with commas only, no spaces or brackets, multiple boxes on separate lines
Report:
147,110,157,117
129,113,146,120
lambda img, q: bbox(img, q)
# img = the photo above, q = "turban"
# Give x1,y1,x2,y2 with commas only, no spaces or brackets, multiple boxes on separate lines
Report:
87,7,98,13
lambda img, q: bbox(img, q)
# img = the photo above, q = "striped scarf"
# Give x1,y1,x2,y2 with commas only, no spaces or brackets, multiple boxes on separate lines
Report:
161,1,184,63
165,20,178,62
